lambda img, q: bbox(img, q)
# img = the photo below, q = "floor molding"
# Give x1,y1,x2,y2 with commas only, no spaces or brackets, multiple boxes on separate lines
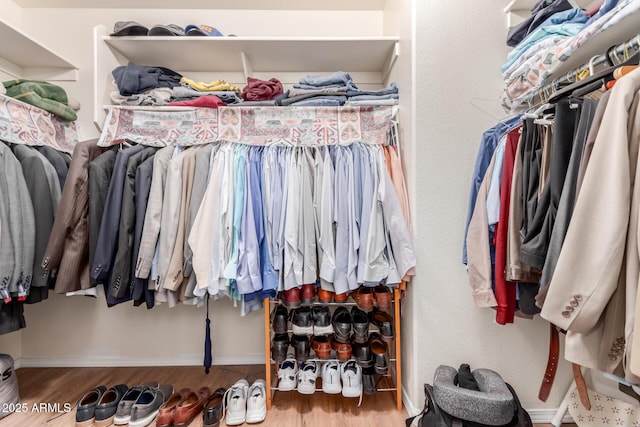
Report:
16,355,265,368
402,386,421,417
528,408,574,423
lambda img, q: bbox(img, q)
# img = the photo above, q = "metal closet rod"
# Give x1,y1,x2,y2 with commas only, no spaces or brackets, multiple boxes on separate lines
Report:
531,33,640,105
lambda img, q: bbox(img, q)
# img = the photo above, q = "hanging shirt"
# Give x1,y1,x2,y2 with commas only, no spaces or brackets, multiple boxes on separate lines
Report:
283,148,302,290
334,145,359,294
301,147,317,285
318,147,336,291
357,144,376,285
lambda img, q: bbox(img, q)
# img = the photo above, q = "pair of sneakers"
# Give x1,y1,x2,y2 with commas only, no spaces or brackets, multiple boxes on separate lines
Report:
223,379,267,425
277,357,362,404
277,357,318,395
322,360,363,403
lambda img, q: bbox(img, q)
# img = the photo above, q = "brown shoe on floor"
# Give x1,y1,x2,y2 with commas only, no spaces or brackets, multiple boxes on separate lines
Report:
156,388,191,427
173,386,211,427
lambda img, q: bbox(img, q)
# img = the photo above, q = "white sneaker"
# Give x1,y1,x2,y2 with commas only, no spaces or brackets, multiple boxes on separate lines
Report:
321,360,342,394
297,360,318,395
246,380,267,424
278,356,298,391
341,360,363,403
224,379,249,426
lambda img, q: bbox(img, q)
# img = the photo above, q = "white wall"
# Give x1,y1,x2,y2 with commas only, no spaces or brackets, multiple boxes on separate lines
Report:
0,0,22,27
0,331,22,362
409,0,574,415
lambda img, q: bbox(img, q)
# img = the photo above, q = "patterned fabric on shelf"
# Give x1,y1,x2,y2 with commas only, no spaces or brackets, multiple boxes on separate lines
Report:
98,105,398,147
0,94,78,154
568,388,640,426
501,0,640,112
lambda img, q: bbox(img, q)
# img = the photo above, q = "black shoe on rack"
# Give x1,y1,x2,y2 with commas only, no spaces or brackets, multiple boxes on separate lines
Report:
272,304,288,334
362,367,377,395
351,338,374,368
292,334,311,362
271,333,290,363
351,306,370,344
311,306,333,336
331,306,352,344
291,306,313,335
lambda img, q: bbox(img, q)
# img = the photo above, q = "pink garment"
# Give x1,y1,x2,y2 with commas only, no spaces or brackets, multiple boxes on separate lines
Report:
585,1,604,16
167,95,225,108
241,77,283,101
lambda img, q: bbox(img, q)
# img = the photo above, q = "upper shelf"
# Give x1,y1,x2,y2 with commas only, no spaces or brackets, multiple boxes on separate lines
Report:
503,0,598,28
13,0,385,10
0,19,78,81
104,36,400,75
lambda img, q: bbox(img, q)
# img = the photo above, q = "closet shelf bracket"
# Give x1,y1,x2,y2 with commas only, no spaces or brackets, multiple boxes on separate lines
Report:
382,41,400,83
240,51,254,81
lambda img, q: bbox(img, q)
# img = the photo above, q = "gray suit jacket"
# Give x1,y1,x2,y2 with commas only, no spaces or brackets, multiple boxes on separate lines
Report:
11,145,56,297
131,155,155,308
35,145,69,191
0,144,17,300
0,144,35,299
88,148,117,286
135,146,175,279
43,139,106,292
91,144,146,285
110,146,158,298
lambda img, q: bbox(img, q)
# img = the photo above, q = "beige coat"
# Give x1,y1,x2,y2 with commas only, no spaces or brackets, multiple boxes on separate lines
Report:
541,67,640,381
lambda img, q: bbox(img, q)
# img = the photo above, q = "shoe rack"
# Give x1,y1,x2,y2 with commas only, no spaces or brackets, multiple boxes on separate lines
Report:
263,282,405,411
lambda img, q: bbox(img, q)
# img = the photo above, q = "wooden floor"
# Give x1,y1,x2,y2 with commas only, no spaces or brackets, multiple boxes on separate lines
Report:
1,366,577,427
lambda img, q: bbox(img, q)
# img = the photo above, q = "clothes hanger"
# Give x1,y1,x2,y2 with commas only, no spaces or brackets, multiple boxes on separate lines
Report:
549,42,640,103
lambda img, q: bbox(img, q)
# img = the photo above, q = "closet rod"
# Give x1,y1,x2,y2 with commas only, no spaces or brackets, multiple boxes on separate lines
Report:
529,33,640,107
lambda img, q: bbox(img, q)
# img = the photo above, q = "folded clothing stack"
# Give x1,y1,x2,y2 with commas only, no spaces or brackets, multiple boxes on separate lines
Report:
273,71,398,107
3,79,77,121
169,77,243,106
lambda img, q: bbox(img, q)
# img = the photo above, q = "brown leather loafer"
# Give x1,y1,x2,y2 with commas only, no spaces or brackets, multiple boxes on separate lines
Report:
374,285,392,312
330,335,352,362
156,388,191,427
369,307,394,342
352,286,374,312
173,387,211,427
317,288,334,303
312,335,331,359
334,292,349,302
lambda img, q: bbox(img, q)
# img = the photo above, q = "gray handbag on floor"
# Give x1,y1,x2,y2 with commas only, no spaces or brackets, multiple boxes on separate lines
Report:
0,354,20,419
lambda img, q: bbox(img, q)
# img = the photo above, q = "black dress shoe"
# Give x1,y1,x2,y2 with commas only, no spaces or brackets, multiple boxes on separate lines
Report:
272,304,288,334
370,332,389,374
311,306,332,335
291,334,310,362
351,306,370,343
369,307,394,341
94,384,128,427
76,385,107,427
202,388,226,427
351,338,374,368
362,367,377,395
271,333,289,363
331,306,352,344
291,306,313,335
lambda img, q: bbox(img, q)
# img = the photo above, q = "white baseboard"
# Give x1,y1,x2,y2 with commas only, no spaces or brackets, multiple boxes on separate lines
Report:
402,386,573,424
15,355,265,368
528,408,574,423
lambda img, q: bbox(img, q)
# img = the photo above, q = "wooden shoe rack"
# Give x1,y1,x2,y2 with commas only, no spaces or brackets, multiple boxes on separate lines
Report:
263,284,404,411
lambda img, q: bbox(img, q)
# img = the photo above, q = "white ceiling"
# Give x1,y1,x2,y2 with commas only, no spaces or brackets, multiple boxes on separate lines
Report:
12,0,386,10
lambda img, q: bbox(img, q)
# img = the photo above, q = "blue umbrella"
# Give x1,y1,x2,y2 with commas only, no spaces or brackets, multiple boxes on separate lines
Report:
204,294,212,374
